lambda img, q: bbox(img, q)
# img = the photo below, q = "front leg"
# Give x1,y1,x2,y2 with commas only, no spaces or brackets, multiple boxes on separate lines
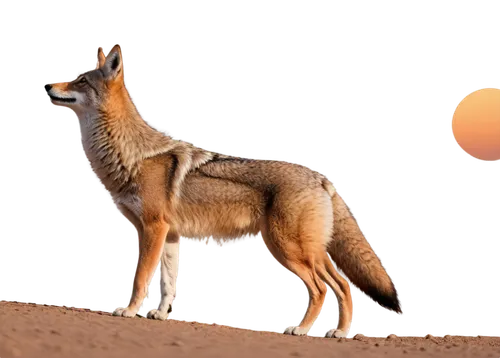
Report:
147,232,180,320
113,218,169,318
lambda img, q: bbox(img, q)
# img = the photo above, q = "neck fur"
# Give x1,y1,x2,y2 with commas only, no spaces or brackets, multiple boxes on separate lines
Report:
76,88,173,193
75,86,215,199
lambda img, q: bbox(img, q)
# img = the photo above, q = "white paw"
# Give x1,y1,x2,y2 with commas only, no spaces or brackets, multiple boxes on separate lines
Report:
147,308,170,321
112,307,137,318
325,329,348,338
284,326,309,336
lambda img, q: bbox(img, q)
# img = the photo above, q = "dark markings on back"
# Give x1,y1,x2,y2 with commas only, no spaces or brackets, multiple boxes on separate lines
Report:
210,154,254,164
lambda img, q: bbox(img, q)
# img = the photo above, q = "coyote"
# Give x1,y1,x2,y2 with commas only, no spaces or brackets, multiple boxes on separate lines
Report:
45,45,401,338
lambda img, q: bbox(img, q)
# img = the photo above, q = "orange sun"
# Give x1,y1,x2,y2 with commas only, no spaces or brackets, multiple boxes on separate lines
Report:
452,88,500,161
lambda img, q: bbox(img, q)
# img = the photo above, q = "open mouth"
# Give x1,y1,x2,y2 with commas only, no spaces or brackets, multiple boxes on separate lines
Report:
49,94,76,103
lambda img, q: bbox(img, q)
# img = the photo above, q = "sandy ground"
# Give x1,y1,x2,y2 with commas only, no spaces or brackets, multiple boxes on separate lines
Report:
0,301,499,358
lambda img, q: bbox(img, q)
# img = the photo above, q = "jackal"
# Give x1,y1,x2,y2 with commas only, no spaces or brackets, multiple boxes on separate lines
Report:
45,45,401,338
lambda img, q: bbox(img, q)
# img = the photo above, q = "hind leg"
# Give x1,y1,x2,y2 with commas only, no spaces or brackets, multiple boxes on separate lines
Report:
276,250,353,338
316,252,353,338
261,219,327,336
282,263,327,336
261,188,334,335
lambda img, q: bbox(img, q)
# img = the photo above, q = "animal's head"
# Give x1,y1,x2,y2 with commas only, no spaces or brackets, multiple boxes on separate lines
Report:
45,45,125,114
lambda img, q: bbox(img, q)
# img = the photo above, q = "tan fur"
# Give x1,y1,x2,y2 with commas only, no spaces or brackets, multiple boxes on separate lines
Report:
45,45,400,336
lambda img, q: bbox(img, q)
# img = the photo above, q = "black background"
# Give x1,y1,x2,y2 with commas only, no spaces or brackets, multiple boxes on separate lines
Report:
5,34,500,328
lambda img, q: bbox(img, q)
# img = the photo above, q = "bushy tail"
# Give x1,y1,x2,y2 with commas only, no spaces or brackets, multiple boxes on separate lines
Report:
327,192,401,313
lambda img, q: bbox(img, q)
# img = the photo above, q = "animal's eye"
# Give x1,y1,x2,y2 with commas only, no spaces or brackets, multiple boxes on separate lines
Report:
78,77,87,85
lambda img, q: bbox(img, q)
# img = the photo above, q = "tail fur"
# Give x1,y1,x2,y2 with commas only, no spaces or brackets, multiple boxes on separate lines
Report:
327,192,401,313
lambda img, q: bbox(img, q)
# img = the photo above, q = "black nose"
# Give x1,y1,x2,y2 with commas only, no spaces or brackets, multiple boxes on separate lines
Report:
45,84,52,92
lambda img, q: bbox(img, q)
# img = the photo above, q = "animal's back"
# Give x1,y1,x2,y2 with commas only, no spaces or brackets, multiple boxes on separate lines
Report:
197,155,329,191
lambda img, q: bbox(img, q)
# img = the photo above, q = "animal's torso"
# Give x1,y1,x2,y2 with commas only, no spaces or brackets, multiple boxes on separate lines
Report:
77,111,333,241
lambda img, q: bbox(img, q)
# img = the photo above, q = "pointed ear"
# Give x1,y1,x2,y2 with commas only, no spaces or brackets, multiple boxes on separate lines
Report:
96,47,106,69
102,45,123,80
